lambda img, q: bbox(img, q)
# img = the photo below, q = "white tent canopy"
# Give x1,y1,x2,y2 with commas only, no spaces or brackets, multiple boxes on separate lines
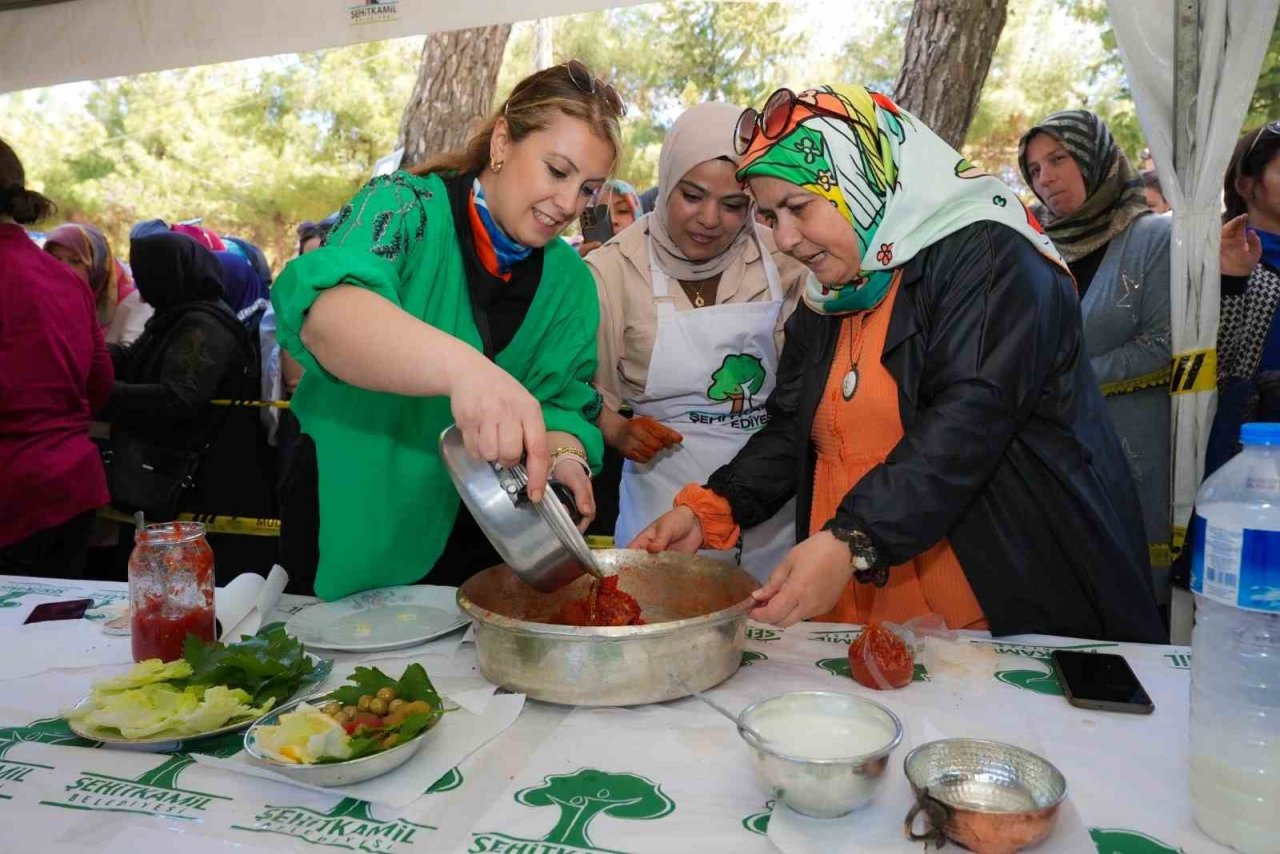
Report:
0,0,641,95
1108,0,1277,542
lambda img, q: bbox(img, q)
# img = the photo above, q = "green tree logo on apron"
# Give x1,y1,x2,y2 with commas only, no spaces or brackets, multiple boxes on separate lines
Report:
708,354,766,414
1090,827,1183,853
514,768,675,849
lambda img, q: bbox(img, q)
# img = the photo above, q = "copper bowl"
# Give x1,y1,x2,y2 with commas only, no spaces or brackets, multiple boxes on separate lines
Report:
903,738,1067,854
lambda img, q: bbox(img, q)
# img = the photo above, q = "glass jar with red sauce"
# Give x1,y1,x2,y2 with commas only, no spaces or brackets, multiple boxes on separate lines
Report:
129,522,215,662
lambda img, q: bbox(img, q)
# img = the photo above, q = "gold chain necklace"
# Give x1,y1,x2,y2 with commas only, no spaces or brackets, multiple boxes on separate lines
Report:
683,280,707,308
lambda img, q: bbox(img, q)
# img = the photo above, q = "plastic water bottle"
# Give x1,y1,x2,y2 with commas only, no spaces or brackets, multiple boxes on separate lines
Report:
1189,423,1280,852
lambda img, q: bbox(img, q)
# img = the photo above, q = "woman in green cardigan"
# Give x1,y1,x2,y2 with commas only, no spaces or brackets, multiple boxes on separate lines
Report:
272,62,624,599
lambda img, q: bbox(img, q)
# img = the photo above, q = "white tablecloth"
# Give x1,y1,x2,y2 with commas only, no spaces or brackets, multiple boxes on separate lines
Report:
0,575,1219,853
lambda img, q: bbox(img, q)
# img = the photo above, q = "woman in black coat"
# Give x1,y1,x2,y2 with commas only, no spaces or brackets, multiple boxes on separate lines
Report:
633,84,1164,643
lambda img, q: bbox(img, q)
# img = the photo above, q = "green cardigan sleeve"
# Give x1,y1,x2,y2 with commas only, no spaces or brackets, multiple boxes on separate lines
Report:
271,172,438,377
523,241,605,473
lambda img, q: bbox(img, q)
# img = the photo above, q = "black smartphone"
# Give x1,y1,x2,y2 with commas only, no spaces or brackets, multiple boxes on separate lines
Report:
1051,650,1154,715
580,203,612,244
24,598,94,624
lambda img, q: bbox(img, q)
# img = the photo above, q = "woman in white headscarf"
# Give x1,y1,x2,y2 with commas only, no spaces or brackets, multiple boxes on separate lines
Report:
587,102,808,579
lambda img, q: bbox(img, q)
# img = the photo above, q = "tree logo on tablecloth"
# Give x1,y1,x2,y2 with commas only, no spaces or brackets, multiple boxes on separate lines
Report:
979,641,1117,697
741,651,768,668
1090,827,1183,853
742,800,774,836
472,768,675,853
816,657,930,683
0,717,97,798
40,730,242,819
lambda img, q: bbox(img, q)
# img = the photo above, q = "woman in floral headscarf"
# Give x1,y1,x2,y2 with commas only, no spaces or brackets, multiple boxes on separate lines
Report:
633,85,1164,642
44,223,152,344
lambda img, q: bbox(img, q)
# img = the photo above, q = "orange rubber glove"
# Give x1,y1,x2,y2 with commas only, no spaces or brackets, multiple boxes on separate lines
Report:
616,415,683,463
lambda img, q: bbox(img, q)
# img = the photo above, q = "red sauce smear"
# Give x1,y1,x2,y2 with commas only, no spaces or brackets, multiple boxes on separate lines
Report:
557,576,645,626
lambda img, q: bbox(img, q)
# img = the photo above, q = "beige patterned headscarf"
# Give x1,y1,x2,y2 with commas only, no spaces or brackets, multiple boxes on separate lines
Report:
648,102,754,282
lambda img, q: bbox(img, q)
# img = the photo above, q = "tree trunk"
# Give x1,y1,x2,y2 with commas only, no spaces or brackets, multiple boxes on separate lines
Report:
893,0,1008,149
397,25,513,169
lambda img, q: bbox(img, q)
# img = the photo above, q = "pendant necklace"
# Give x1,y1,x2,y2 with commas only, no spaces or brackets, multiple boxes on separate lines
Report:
684,281,707,308
841,312,869,402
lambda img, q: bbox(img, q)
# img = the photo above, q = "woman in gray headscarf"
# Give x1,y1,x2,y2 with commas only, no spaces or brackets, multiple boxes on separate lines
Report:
1019,110,1172,587
587,102,809,579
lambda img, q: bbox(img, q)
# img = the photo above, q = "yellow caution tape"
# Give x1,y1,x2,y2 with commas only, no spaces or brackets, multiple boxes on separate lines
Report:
98,507,281,537
1169,349,1217,395
210,399,291,409
1149,543,1172,569
1171,525,1187,560
1102,368,1172,397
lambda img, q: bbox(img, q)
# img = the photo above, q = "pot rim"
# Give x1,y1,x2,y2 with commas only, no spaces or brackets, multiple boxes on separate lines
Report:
902,737,1069,814
456,588,754,639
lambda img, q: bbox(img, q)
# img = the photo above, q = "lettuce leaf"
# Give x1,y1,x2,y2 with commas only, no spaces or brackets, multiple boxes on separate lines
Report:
92,659,193,694
66,683,271,740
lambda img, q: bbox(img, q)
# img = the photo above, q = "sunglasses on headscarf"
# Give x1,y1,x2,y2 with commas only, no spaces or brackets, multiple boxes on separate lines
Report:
562,60,627,118
1238,121,1280,180
734,88,849,156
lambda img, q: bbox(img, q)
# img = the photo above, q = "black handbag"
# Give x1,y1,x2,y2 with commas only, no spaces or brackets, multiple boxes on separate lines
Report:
102,431,205,522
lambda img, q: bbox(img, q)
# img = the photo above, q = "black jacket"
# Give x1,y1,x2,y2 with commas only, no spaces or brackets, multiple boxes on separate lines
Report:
707,221,1165,643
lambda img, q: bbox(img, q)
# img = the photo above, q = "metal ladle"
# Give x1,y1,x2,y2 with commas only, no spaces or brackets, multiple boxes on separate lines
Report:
673,674,772,745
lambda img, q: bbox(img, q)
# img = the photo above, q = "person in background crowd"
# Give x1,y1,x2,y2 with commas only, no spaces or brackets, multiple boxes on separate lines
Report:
576,178,643,257
1207,121,1280,474
103,232,275,581
170,222,225,251
1019,109,1173,585
588,102,808,580
1142,169,1172,214
634,86,1162,643
296,216,335,256
272,60,620,600
44,223,153,345
639,185,659,215
214,249,271,320
0,139,114,578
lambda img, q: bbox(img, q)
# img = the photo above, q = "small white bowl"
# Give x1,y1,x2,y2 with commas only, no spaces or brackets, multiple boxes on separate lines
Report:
738,691,903,818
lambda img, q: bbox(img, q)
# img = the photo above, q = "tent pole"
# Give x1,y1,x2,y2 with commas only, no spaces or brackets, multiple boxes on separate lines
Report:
1170,0,1200,646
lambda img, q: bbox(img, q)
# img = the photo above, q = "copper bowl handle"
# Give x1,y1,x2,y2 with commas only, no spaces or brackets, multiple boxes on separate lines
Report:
904,788,952,848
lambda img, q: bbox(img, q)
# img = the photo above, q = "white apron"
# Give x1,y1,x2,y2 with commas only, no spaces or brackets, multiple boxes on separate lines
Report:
614,232,798,580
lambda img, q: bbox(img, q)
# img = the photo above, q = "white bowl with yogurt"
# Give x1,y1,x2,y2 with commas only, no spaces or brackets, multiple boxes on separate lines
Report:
738,690,903,818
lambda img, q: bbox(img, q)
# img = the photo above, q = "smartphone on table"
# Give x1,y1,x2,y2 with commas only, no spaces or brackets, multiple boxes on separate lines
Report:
1051,649,1154,715
25,598,94,625
580,203,613,245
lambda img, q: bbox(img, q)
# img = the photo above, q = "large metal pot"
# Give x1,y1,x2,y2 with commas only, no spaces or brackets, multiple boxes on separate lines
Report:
457,549,758,706
439,425,599,592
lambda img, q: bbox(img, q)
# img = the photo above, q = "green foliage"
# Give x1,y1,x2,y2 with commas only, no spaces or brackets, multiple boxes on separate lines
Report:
327,663,443,709
2,38,421,271
497,2,805,191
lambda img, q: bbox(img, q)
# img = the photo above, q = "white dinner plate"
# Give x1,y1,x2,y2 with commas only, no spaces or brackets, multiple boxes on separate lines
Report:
284,585,468,652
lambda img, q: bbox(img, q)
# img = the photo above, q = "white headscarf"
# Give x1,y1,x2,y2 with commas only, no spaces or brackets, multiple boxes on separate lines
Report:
649,102,755,282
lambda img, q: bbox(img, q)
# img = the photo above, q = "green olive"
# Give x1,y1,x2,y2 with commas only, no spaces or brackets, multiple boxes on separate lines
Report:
375,687,397,702
321,702,342,717
388,698,406,714
356,695,372,712
339,707,357,722
368,697,389,716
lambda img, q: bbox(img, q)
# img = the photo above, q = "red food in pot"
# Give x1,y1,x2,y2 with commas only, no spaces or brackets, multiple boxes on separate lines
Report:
847,624,913,689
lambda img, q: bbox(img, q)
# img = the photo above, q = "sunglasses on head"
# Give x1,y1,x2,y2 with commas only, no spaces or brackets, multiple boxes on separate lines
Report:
1238,120,1280,180
734,88,850,156
562,59,627,118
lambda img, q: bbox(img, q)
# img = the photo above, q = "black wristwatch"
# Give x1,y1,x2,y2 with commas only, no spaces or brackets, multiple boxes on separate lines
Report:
823,523,888,588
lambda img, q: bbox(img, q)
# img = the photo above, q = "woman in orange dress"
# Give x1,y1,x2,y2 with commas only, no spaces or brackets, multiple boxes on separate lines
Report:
632,85,1165,643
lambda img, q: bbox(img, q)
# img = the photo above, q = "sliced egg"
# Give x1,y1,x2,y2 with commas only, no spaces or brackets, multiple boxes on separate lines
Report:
254,703,352,764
